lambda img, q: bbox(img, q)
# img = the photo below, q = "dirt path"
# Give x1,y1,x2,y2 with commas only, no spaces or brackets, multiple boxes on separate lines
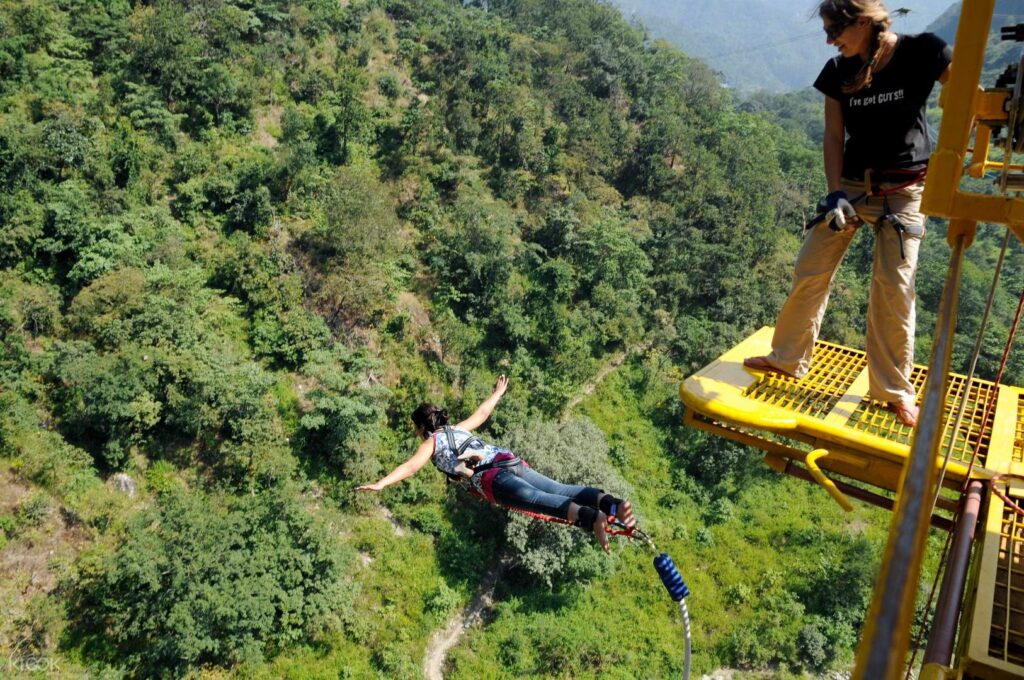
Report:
423,559,507,680
560,339,653,420
422,340,652,679
377,504,406,536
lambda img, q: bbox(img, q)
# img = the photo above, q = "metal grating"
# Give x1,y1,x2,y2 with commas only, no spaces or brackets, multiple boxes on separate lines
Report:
990,503,1024,665
936,373,997,468
845,366,927,445
845,367,997,462
743,341,867,419
1015,394,1024,465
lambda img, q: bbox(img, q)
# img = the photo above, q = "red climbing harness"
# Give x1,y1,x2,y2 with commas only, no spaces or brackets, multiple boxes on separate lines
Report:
505,504,639,538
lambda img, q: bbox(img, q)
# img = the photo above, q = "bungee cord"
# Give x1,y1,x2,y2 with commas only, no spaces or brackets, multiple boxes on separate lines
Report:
494,500,692,679
928,229,1013,513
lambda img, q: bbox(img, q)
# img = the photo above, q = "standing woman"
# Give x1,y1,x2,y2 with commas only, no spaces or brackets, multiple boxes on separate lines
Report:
357,376,635,552
744,0,951,427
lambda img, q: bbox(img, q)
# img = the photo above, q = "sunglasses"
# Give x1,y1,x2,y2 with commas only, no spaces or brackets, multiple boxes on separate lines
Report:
824,19,855,41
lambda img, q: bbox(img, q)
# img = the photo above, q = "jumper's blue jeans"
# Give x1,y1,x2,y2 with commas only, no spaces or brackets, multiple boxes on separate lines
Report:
489,465,603,520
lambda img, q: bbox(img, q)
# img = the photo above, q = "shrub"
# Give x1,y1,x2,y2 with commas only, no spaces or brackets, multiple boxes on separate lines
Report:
298,345,384,483
797,621,830,672
499,418,632,586
69,486,351,677
16,491,52,528
377,73,401,100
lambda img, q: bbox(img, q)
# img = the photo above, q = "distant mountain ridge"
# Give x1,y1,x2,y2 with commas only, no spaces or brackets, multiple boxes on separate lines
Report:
926,0,1024,85
611,0,954,92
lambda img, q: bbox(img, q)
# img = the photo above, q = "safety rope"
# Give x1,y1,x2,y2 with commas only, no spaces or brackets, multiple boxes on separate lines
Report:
494,496,690,678
449,458,692,676
654,553,692,680
497,503,641,538
905,281,1024,679
991,473,1024,515
929,230,1013,509
495,500,690,677
982,288,1024,519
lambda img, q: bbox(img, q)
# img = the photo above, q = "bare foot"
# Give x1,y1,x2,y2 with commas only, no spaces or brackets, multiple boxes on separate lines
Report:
593,511,610,553
614,499,636,528
888,400,919,427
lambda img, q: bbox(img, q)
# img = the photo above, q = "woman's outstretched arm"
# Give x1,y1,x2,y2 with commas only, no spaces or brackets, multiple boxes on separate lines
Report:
455,375,508,432
357,437,435,492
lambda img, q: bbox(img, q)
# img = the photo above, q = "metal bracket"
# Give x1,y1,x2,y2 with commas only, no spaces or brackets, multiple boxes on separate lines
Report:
805,449,855,513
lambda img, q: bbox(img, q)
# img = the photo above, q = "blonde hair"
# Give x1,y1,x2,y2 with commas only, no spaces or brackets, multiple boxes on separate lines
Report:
818,0,892,93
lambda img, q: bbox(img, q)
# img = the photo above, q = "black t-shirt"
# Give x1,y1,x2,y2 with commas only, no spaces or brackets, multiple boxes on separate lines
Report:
813,33,952,180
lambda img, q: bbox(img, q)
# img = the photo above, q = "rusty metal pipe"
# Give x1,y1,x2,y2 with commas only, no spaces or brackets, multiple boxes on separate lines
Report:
922,480,987,667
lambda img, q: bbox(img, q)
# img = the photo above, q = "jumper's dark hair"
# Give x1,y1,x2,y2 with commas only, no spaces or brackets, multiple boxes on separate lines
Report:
411,403,449,436
817,0,892,93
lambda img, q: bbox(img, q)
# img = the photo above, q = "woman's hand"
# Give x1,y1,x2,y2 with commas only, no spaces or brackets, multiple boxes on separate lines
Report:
455,375,509,431
452,461,475,479
356,482,385,492
457,450,487,467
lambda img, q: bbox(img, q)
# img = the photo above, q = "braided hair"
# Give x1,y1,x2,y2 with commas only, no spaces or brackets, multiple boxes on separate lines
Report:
817,0,892,94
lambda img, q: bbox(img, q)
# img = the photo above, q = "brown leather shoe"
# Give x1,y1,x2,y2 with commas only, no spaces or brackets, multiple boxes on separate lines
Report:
743,356,796,379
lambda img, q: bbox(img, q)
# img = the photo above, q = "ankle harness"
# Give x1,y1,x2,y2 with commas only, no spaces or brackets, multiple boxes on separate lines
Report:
574,506,599,530
599,494,624,520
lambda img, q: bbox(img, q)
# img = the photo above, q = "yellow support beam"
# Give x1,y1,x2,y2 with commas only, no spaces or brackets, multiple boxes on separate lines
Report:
921,0,996,220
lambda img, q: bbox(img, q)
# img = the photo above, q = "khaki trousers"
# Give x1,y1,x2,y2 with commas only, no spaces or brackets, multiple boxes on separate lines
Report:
766,179,925,404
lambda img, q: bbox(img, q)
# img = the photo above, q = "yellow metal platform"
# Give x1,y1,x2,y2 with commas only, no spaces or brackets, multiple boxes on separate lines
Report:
682,327,1024,678
680,327,1023,495
963,482,1024,679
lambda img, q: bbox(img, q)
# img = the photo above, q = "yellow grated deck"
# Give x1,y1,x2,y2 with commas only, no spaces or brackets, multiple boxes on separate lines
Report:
681,327,1023,492
682,328,1024,679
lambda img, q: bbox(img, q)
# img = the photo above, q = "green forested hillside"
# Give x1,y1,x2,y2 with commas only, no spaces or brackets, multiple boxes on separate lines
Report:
928,0,1024,85
1,1,1023,679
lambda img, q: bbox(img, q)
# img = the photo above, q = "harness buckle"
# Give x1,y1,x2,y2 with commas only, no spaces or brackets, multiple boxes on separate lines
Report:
878,195,924,261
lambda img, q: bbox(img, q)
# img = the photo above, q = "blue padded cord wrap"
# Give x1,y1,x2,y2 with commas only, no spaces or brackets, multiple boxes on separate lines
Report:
654,553,690,601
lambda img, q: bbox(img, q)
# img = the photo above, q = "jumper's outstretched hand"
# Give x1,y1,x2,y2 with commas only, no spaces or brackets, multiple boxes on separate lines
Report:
493,374,509,397
356,482,384,492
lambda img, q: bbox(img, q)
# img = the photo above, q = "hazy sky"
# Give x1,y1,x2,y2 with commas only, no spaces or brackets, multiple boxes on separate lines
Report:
610,0,956,91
